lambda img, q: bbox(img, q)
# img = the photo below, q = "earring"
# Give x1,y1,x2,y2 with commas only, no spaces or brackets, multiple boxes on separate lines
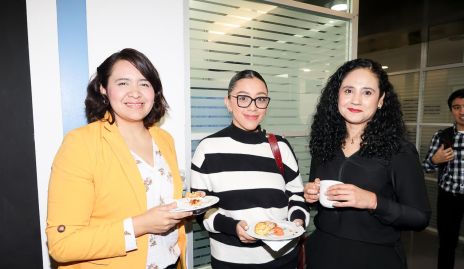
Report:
378,106,382,109
102,94,109,105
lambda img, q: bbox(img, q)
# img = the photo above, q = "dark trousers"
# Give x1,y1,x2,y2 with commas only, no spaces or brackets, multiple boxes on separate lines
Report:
437,188,464,269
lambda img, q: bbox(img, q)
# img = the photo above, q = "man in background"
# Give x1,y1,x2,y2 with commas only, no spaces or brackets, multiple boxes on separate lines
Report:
423,88,464,269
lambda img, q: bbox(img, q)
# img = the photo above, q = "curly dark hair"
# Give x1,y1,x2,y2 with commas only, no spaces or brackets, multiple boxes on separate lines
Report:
85,48,168,128
310,58,405,163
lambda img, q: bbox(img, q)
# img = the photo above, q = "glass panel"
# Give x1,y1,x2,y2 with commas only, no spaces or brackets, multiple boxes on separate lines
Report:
190,0,350,135
390,72,420,123
427,20,464,67
422,67,464,123
405,124,417,144
286,136,310,182
358,31,421,72
192,220,211,267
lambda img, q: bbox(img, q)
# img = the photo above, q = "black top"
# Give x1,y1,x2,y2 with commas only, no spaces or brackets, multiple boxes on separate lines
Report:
310,139,431,244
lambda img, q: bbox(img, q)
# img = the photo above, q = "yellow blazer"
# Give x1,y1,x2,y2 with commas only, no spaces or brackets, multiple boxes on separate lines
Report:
46,119,187,269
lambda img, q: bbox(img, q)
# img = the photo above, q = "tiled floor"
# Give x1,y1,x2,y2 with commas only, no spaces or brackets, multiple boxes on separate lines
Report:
403,229,464,269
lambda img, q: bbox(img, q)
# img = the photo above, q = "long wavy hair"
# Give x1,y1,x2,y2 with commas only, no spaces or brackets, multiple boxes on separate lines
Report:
310,58,405,163
85,48,168,128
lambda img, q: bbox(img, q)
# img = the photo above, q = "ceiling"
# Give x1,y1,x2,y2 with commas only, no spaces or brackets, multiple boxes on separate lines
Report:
294,0,464,38
359,0,464,38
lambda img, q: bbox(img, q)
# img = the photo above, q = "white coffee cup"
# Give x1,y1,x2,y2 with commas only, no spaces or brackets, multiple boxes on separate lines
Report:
319,180,343,208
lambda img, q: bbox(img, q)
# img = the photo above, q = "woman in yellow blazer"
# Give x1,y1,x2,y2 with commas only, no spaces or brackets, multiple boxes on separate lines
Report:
47,48,192,269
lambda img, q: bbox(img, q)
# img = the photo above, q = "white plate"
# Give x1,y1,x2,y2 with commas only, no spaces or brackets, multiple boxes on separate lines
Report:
246,220,305,241
170,196,219,214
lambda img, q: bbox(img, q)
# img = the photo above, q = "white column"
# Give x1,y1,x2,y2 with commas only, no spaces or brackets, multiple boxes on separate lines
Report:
26,1,63,268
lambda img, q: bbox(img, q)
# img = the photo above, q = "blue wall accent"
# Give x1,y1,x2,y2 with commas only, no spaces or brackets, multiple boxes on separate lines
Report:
57,0,89,134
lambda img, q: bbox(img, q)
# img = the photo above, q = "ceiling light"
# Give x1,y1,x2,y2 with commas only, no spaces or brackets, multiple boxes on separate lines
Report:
214,22,240,28
227,15,252,21
382,66,389,69
209,31,225,35
331,3,348,11
302,68,311,72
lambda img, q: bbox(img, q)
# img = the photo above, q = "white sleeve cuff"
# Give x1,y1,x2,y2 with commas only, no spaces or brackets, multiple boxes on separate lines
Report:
202,208,221,233
123,218,137,252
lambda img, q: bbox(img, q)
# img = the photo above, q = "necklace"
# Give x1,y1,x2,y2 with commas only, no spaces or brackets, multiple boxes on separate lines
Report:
344,137,359,147
342,137,356,149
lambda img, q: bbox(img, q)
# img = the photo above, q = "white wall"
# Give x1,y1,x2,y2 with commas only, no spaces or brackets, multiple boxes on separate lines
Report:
26,1,63,268
26,1,190,268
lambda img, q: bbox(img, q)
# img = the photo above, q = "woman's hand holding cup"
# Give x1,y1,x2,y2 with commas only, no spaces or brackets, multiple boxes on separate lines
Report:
304,178,321,203
319,180,343,208
325,183,377,210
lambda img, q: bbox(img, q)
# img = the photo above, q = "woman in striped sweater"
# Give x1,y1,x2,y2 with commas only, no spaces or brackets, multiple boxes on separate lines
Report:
191,70,309,268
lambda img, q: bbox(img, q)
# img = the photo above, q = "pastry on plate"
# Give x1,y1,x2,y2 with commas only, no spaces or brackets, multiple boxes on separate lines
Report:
254,221,277,235
189,198,202,206
185,191,203,198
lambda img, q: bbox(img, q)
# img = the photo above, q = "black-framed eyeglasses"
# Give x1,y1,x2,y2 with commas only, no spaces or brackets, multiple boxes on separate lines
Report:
229,95,271,109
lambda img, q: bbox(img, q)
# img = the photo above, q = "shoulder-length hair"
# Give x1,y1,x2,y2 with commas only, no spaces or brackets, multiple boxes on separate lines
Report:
85,48,168,128
310,58,405,163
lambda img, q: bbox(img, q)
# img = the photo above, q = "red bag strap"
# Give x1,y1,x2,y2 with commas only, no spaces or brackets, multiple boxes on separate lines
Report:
266,133,284,176
268,133,307,269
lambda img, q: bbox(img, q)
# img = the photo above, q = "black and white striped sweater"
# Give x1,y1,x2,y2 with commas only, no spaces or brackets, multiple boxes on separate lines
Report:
191,124,309,268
